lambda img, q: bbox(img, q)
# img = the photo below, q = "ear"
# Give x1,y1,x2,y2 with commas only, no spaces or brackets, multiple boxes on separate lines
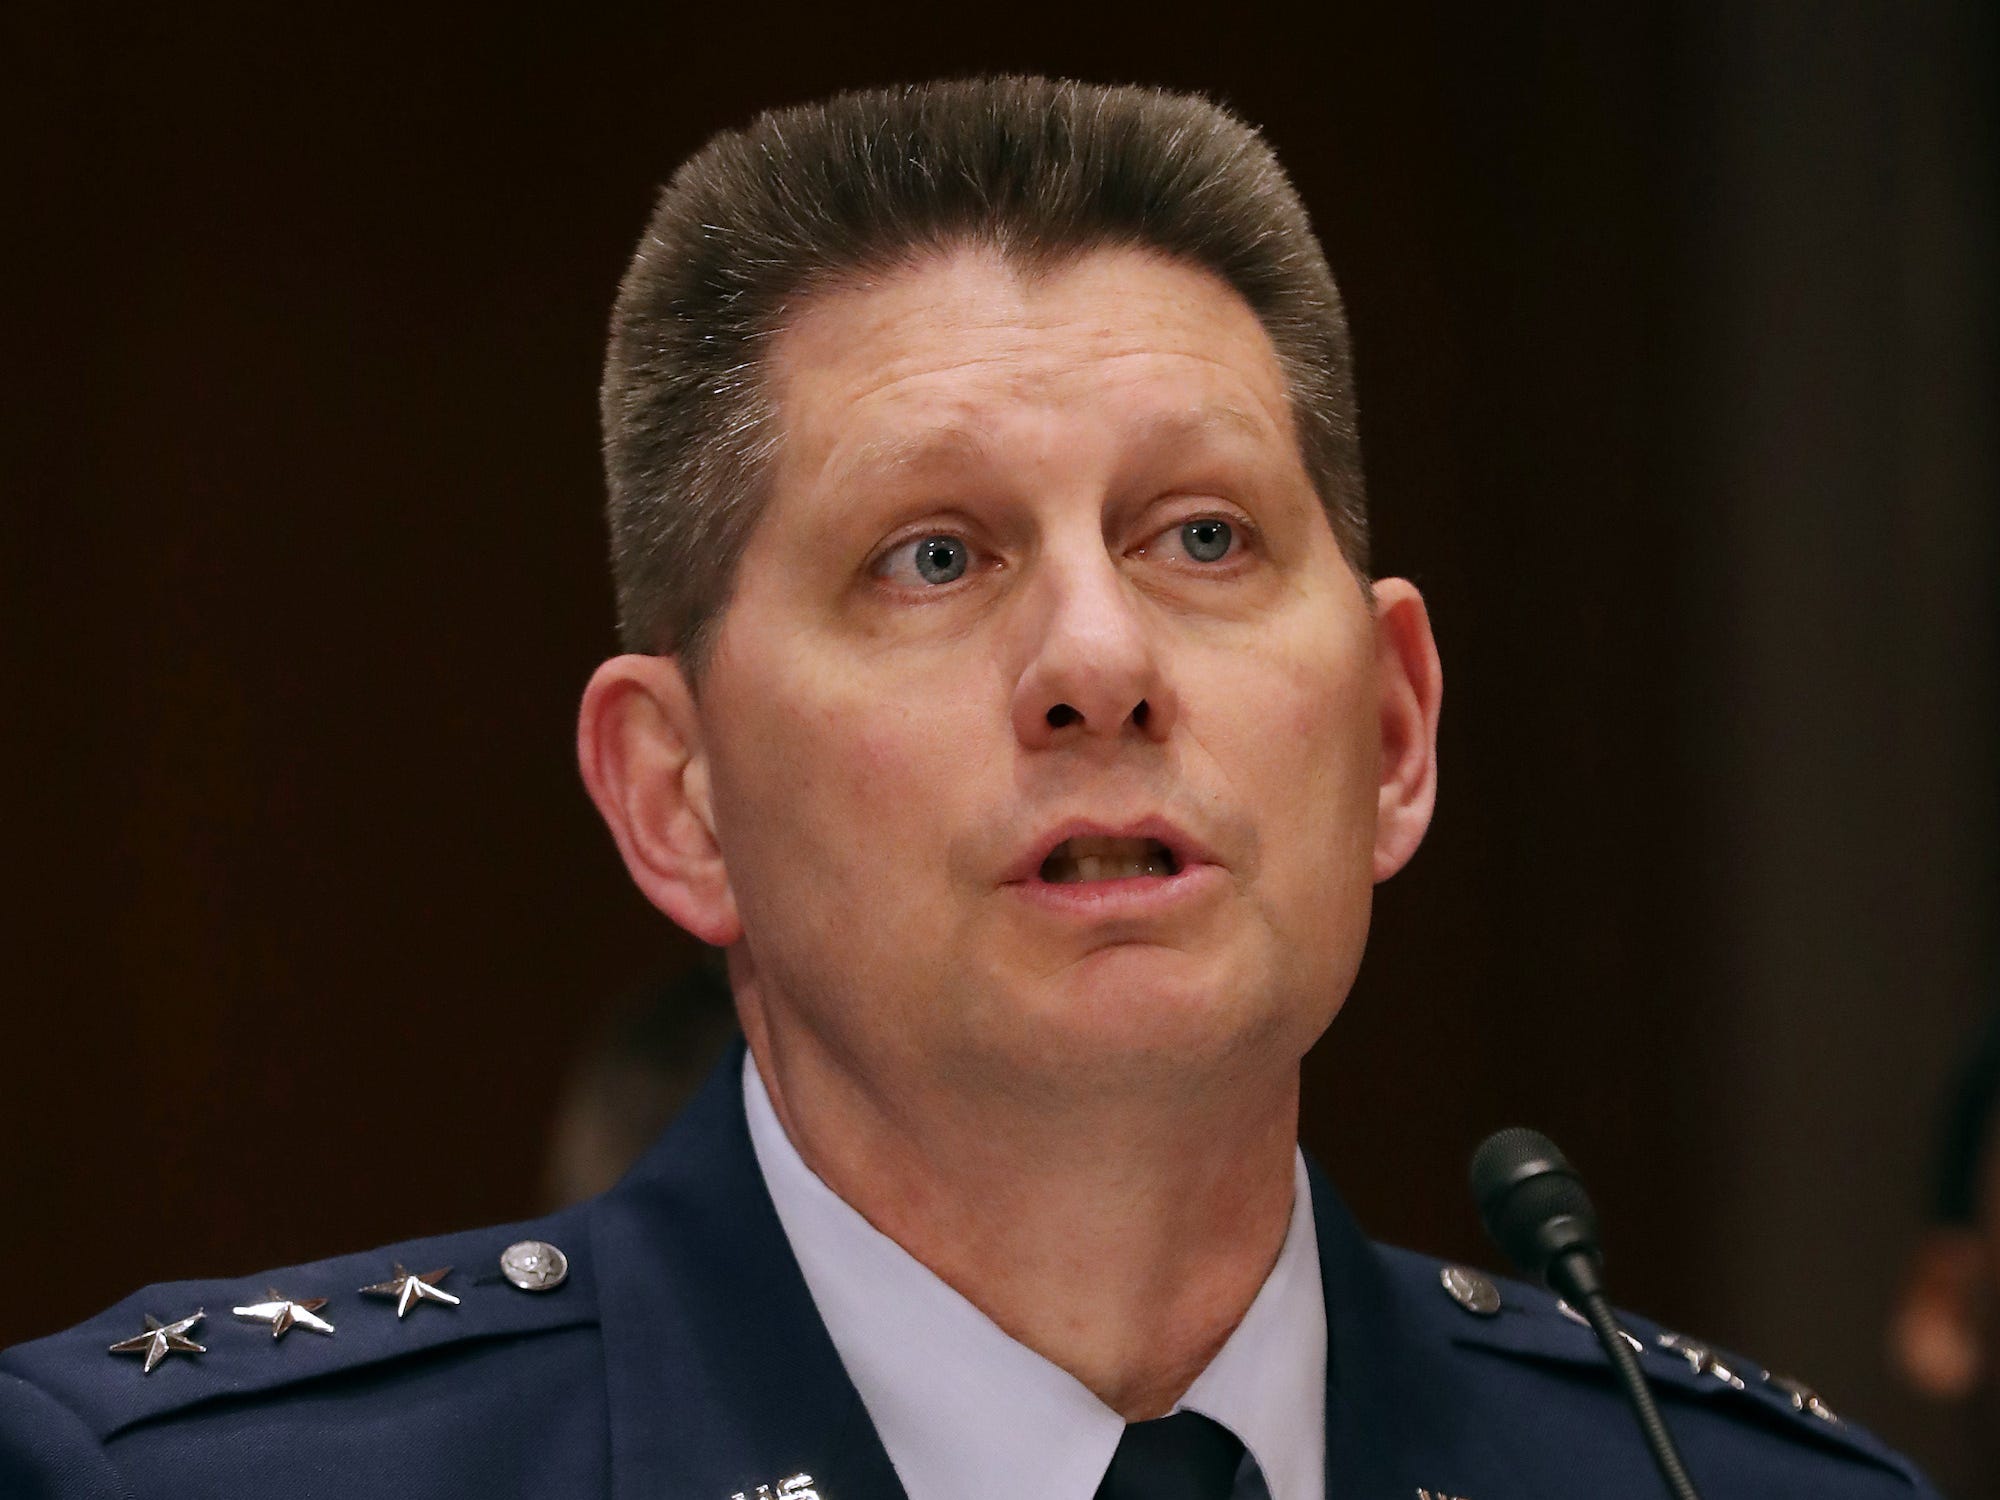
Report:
576,654,744,947
1369,578,1443,883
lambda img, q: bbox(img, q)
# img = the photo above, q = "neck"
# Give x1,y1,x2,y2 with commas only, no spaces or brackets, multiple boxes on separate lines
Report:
738,987,1301,1420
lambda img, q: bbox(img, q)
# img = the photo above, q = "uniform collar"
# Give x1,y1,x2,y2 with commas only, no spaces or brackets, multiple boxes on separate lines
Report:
743,1052,1327,1500
589,1039,1419,1500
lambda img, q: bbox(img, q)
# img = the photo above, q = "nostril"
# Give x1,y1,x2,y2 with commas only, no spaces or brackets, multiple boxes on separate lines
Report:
1046,704,1080,729
1131,699,1150,728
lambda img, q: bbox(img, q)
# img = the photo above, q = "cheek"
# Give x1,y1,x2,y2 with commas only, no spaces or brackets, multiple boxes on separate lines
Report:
816,694,972,836
713,672,968,909
1298,673,1382,815
1211,634,1380,925
1218,631,1379,822
1247,696,1377,1011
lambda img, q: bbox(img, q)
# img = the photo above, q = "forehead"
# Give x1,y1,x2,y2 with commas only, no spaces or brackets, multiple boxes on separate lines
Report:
763,244,1299,486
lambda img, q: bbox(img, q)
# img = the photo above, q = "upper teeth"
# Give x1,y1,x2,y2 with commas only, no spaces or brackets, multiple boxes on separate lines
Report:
1040,836,1176,883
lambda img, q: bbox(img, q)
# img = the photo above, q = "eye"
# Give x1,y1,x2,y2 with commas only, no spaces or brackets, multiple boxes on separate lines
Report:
1179,518,1235,563
914,536,969,583
876,534,971,587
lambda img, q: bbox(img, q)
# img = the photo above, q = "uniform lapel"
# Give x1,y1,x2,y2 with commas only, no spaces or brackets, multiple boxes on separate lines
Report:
591,1041,906,1500
1309,1160,1419,1500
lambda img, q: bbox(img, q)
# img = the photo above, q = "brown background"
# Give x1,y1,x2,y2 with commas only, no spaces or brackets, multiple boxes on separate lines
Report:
7,3,1995,1490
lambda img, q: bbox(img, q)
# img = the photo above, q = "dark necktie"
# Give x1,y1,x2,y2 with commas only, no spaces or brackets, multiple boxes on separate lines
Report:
1094,1410,1247,1500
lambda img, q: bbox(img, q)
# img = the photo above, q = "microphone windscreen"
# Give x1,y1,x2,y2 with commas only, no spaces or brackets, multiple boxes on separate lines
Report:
1470,1126,1601,1281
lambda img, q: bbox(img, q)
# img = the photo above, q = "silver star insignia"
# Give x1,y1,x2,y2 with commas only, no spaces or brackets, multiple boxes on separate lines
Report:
1769,1374,1838,1422
108,1310,206,1373
233,1288,336,1339
1554,1299,1645,1353
1656,1331,1747,1389
359,1263,460,1317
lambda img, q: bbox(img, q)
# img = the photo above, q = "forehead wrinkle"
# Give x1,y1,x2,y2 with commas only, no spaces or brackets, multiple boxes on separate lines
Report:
768,249,1306,512
784,281,1287,412
817,399,1285,505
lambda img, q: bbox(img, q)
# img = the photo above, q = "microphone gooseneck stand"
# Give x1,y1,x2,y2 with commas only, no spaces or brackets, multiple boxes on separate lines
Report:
1469,1127,1705,1500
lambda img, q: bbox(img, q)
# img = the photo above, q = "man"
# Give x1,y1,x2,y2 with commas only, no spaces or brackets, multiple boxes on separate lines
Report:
0,76,1939,1499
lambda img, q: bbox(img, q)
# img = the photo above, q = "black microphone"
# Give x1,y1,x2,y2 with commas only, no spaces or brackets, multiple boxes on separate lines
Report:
1470,1128,1704,1500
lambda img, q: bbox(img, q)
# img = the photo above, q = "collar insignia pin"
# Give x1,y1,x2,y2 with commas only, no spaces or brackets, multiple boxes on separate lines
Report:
1656,1330,1748,1390
108,1310,207,1373
1555,1298,1645,1354
732,1473,821,1500
233,1288,335,1339
1769,1375,1838,1422
359,1263,461,1317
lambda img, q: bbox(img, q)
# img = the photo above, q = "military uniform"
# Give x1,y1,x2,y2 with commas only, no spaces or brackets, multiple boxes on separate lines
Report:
0,1043,1939,1499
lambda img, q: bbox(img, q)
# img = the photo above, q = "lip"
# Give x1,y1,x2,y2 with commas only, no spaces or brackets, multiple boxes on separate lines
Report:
1002,816,1221,885
999,816,1227,921
1002,861,1228,921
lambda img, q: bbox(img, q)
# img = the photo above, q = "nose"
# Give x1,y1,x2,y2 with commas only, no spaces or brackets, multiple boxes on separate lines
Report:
1010,550,1179,750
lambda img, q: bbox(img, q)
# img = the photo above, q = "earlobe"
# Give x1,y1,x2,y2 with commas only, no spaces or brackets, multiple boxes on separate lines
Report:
576,655,744,946
1369,579,1442,883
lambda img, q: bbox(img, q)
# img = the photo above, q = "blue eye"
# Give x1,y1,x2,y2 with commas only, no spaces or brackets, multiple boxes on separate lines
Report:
1180,518,1234,562
910,535,968,584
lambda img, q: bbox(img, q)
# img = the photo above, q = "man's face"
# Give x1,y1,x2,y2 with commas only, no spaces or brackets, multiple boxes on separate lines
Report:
691,245,1412,1104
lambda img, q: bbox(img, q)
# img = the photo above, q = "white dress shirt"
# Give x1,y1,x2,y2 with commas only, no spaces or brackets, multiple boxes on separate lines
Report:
743,1055,1327,1500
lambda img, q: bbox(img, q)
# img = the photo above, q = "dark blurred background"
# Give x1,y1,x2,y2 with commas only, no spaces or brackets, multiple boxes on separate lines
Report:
7,2,1995,1489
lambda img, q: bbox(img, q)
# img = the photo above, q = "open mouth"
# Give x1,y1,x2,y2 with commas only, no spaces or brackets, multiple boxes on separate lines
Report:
1038,835,1180,884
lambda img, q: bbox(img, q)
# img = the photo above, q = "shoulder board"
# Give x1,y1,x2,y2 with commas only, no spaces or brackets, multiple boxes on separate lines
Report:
1374,1246,1926,1490
0,1204,596,1441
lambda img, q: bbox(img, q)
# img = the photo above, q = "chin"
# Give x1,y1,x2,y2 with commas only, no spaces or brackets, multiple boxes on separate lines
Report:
978,945,1308,1082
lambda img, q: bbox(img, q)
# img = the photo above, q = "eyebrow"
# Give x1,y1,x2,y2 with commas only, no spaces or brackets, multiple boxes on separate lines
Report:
1133,404,1279,452
835,424,998,485
831,404,1278,488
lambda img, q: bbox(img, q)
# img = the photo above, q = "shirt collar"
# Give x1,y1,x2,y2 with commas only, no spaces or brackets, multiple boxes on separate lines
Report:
743,1053,1326,1500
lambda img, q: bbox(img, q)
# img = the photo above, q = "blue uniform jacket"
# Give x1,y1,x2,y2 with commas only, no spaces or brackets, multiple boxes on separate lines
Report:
0,1044,1940,1498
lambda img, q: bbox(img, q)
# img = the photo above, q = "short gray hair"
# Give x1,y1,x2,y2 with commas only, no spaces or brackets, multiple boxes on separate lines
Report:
601,75,1367,669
